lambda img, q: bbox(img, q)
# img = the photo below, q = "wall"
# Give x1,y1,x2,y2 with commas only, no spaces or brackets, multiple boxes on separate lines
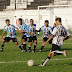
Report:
0,7,72,30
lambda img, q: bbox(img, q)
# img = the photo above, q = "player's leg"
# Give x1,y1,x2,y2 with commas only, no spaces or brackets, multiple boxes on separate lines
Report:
28,37,32,52
12,38,23,51
39,44,67,66
21,36,27,52
40,37,47,52
33,40,37,52
0,37,10,51
28,42,32,52
33,36,37,52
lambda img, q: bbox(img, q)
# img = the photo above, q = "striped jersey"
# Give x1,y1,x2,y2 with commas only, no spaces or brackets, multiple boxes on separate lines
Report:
18,23,27,36
40,25,52,38
27,24,36,37
4,24,16,38
52,25,71,47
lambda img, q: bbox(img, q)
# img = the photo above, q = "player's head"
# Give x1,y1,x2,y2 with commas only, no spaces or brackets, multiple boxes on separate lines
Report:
44,20,49,27
54,23,56,27
30,19,34,26
55,17,62,25
5,19,10,25
19,18,22,25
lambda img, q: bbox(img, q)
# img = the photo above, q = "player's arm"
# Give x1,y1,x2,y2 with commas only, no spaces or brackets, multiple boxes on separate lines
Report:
1,31,5,39
42,34,54,46
42,27,58,46
64,36,71,41
64,31,71,41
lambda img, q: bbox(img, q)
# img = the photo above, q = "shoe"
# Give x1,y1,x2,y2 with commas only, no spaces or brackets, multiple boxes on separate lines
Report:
39,64,44,67
0,49,3,52
28,50,31,52
40,50,42,52
22,50,26,52
63,50,67,57
32,50,35,53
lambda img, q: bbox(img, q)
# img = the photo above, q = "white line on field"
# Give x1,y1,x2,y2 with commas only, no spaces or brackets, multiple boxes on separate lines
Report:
0,58,72,64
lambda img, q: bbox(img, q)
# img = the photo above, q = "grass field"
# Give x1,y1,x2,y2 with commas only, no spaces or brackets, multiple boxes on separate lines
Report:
0,30,72,72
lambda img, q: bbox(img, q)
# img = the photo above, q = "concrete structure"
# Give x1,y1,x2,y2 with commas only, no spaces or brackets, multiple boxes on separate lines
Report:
0,7,72,30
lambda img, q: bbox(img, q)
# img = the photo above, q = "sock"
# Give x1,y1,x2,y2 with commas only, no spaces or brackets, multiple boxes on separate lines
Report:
33,44,37,51
18,45,23,50
1,43,4,51
42,56,51,66
41,46,44,51
29,45,31,51
55,50,63,55
22,42,26,50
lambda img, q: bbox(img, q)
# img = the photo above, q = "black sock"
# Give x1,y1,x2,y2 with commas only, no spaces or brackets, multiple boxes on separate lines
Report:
42,56,51,66
33,44,37,51
29,45,31,51
18,45,23,50
22,44,26,50
41,46,44,51
1,43,4,51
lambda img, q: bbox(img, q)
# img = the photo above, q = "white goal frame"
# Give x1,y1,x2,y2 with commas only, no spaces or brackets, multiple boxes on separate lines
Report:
38,5,71,29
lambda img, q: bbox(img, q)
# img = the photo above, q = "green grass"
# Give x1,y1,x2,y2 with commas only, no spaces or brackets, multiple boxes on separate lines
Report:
0,30,72,72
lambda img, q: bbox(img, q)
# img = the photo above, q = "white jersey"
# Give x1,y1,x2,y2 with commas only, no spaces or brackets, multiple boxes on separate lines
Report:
52,25,71,47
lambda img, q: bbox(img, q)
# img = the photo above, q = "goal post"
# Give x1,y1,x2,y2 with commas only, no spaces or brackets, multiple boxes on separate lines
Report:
38,5,72,30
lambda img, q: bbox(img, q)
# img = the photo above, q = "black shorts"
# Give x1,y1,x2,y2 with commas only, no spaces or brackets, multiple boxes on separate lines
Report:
29,36,37,42
50,44,61,56
43,37,52,44
21,35,27,41
4,37,17,43
51,44,60,51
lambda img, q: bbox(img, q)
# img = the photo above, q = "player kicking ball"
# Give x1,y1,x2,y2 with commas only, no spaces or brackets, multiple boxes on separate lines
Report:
39,17,71,66
39,20,52,52
0,19,23,52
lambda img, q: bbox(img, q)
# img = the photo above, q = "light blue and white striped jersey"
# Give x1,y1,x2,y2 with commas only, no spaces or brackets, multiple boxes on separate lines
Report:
4,24,16,38
27,24,36,37
18,23,27,36
40,25,52,38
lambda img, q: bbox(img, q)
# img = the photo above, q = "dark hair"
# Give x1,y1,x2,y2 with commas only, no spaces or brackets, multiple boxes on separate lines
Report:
19,18,22,22
5,19,10,22
45,20,49,24
55,17,62,22
54,23,56,25
30,19,33,21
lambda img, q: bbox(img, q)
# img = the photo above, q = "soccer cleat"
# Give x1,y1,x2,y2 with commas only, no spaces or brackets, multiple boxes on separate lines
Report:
40,50,42,52
22,50,26,52
0,49,3,52
63,50,67,57
32,50,35,53
28,50,31,52
39,64,44,67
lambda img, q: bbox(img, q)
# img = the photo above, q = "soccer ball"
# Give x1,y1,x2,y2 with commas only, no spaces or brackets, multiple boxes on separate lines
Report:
27,60,34,66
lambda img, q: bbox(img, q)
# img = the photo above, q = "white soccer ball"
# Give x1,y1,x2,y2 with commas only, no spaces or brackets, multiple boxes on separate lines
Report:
27,60,34,66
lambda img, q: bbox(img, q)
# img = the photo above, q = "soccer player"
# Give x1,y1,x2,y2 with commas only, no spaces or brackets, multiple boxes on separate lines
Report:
27,19,37,52
18,18,27,52
39,20,52,52
39,17,71,66
52,23,56,31
0,19,23,52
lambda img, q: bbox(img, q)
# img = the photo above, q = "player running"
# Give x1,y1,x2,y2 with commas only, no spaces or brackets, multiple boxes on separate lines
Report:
39,20,52,52
39,17,71,66
18,18,27,52
0,19,23,52
27,19,37,52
